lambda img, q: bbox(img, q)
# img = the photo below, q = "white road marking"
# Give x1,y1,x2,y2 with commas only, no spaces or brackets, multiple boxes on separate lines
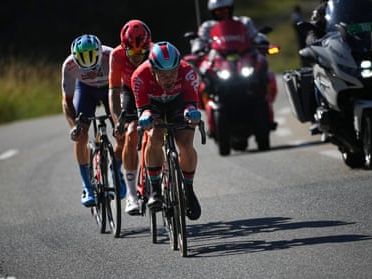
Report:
288,139,309,145
319,149,341,159
0,149,19,160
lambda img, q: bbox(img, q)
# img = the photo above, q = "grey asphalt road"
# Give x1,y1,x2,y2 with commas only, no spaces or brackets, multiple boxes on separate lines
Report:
0,77,371,279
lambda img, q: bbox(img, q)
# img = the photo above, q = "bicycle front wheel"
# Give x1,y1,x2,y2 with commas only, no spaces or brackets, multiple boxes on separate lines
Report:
89,146,106,234
162,164,178,251
170,153,187,257
103,144,122,238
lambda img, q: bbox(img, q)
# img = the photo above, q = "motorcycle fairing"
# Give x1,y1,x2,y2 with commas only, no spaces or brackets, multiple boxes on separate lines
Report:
311,31,363,110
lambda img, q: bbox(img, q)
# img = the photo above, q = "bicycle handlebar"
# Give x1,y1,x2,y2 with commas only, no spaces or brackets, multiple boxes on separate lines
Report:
137,120,207,145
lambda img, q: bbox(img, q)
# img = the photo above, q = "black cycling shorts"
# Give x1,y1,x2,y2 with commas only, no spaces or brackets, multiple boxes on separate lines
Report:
121,88,138,121
148,95,195,131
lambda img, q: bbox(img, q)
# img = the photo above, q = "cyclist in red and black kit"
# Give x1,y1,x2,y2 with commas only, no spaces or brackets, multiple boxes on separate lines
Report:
131,41,202,220
109,20,152,215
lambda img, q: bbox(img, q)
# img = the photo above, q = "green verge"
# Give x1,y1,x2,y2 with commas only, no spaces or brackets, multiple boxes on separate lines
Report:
0,59,61,124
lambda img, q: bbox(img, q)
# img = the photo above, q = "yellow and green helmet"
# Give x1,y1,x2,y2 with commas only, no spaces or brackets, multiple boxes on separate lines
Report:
71,34,102,69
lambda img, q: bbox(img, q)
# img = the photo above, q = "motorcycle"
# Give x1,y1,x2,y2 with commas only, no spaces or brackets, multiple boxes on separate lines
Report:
283,0,372,169
184,19,279,156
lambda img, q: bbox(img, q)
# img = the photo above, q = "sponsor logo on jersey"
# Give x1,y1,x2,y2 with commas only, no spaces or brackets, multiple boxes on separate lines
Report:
185,69,199,92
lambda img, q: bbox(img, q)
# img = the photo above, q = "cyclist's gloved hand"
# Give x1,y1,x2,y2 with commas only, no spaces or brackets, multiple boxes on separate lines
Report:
184,106,201,124
139,110,154,130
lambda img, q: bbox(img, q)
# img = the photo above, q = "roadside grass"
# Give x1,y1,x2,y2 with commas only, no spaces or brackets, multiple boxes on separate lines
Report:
0,59,61,124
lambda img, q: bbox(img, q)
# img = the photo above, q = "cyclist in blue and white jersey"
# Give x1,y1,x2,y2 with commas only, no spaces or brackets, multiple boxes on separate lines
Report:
61,34,125,207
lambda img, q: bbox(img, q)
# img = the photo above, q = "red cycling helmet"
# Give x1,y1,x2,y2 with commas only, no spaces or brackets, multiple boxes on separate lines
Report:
120,20,151,56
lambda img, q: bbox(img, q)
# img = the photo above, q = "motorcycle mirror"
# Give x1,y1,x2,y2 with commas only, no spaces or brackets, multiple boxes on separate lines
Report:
184,31,198,40
335,22,348,40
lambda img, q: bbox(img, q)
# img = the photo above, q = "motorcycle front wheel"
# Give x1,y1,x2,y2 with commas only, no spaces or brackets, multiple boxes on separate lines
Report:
341,150,364,169
254,101,271,151
362,111,372,169
214,110,231,156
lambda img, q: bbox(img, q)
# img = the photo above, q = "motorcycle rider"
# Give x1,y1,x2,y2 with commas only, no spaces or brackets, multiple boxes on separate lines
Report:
301,0,329,135
109,20,152,215
305,0,328,46
192,0,278,130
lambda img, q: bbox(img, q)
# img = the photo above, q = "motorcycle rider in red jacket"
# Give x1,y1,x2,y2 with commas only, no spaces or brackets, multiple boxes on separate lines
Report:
192,0,278,130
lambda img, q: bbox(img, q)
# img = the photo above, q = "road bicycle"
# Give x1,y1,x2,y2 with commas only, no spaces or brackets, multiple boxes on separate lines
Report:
138,119,206,257
75,113,122,238
117,111,156,241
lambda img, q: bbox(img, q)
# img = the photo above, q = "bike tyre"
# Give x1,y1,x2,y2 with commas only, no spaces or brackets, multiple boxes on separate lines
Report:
104,144,122,238
170,153,187,257
362,111,372,169
90,147,107,234
162,164,178,250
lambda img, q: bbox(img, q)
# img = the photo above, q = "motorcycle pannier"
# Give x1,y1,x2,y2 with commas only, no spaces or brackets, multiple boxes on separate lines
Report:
283,67,316,123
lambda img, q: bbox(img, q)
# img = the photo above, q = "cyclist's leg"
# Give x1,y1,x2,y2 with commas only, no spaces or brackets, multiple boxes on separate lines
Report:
124,121,141,214
145,118,165,210
98,87,127,200
121,90,141,214
175,126,201,221
73,81,97,206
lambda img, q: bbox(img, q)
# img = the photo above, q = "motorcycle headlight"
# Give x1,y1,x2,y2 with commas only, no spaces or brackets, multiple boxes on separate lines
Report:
360,60,372,78
241,66,254,78
361,69,372,78
217,69,231,80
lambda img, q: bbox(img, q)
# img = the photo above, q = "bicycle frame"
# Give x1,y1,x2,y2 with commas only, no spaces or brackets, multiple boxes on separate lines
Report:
139,119,206,256
75,113,122,238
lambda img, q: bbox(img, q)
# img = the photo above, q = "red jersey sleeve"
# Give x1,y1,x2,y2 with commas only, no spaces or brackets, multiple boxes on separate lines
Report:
131,62,151,109
109,47,124,89
180,62,199,106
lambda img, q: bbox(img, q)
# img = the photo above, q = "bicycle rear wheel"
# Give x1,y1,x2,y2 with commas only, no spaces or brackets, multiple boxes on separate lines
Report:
104,144,122,238
170,154,187,257
89,146,106,233
162,164,178,251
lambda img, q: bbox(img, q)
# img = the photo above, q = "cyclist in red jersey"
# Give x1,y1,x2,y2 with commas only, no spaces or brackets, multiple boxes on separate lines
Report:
109,20,152,215
131,41,202,220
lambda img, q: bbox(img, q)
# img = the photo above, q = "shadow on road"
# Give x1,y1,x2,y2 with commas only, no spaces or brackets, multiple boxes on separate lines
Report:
187,217,371,257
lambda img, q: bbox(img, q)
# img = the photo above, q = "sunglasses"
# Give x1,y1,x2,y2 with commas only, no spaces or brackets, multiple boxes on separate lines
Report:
126,48,149,57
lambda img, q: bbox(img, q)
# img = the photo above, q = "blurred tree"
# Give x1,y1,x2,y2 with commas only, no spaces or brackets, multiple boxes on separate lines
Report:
0,0,209,62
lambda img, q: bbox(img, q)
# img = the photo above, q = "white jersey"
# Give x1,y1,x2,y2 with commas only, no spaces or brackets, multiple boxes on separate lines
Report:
61,45,113,97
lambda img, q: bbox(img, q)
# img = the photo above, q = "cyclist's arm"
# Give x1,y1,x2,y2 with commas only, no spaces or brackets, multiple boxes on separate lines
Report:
182,66,200,110
109,51,125,124
61,61,77,128
131,71,150,113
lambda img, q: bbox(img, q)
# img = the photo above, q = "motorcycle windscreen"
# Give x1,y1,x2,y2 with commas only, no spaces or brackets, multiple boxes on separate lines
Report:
210,19,251,54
